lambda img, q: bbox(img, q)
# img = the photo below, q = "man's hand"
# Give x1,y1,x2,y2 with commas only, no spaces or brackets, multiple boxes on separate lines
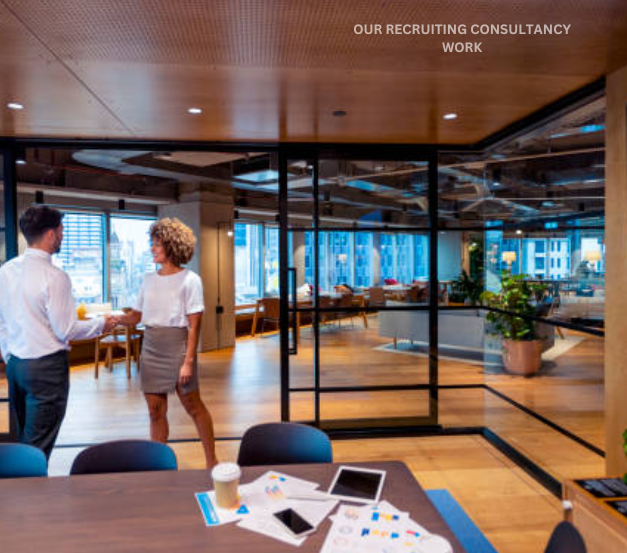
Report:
102,315,118,334
178,361,193,387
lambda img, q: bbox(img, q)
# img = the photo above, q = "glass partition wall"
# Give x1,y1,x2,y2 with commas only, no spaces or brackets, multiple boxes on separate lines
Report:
0,91,606,485
283,153,437,430
436,96,606,484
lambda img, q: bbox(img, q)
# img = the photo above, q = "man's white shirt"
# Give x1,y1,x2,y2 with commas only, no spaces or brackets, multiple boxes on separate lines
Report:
0,248,104,360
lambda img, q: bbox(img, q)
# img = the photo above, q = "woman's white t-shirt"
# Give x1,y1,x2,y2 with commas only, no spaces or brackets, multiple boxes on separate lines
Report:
134,269,204,328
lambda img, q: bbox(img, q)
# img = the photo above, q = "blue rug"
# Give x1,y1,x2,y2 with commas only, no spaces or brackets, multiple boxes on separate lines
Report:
426,489,498,553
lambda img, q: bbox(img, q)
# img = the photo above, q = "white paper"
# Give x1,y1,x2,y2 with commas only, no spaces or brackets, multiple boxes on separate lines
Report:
237,515,307,547
286,497,338,527
257,470,320,491
319,502,436,553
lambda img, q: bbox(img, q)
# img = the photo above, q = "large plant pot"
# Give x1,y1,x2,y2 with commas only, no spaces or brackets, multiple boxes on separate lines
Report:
502,339,543,376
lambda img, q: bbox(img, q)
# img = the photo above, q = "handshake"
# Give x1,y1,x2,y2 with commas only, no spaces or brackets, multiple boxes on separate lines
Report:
103,314,124,334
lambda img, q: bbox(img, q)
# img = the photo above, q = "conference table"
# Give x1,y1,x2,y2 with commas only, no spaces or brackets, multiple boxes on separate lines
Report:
0,461,466,552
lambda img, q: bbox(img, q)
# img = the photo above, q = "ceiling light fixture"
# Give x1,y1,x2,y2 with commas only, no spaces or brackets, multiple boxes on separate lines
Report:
333,110,347,117
16,159,26,165
516,229,523,235
187,107,202,114
442,113,457,120
7,102,23,110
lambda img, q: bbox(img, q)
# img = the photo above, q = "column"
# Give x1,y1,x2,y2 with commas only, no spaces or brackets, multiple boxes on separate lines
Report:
160,189,235,352
605,64,627,475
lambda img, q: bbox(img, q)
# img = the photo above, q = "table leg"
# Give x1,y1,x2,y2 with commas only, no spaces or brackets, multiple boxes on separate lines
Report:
296,312,301,344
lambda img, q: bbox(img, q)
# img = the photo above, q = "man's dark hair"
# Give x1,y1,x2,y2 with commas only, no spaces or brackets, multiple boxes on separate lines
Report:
19,206,63,245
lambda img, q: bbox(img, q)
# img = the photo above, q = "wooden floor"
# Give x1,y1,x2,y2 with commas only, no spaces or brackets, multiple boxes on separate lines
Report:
0,316,605,553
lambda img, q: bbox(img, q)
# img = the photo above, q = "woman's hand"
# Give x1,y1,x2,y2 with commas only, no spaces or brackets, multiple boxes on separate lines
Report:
178,360,194,386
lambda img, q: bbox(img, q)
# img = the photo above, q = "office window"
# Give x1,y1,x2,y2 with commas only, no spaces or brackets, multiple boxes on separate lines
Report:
54,212,105,304
328,231,351,287
265,227,280,295
355,233,373,287
305,232,325,289
110,216,156,309
235,223,262,304
396,234,413,283
414,235,428,279
380,234,395,280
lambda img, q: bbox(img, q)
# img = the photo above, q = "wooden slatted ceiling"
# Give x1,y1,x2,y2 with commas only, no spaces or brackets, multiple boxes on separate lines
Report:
0,0,625,143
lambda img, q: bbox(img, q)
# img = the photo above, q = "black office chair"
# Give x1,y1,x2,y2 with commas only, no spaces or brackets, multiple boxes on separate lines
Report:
0,443,48,478
544,521,587,553
70,439,177,475
237,422,333,467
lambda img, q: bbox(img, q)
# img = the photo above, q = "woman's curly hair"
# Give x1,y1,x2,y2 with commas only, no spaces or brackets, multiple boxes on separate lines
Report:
150,217,196,266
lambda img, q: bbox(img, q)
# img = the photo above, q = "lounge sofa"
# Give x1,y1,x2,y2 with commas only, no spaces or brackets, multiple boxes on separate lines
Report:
378,305,555,355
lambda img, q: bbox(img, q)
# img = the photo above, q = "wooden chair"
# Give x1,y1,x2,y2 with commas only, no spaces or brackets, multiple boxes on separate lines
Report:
352,294,369,328
408,283,428,304
336,293,355,327
259,297,281,334
369,286,386,307
318,295,336,328
95,324,142,379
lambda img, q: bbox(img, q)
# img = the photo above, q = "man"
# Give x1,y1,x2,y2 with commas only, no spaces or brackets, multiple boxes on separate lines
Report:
0,206,116,459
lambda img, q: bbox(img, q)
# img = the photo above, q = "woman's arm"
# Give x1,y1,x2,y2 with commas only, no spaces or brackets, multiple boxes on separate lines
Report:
179,311,203,386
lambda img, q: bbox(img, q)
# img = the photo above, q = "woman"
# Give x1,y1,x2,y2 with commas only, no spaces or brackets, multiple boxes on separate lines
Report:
119,217,217,468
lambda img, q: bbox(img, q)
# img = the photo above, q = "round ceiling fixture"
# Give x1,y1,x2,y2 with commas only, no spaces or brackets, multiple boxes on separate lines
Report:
442,113,457,120
7,102,24,110
187,107,202,114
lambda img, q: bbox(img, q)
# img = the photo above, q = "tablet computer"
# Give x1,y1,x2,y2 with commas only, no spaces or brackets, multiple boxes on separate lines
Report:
327,465,386,504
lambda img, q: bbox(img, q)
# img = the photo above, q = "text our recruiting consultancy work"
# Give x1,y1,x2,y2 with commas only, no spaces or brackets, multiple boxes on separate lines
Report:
353,23,573,52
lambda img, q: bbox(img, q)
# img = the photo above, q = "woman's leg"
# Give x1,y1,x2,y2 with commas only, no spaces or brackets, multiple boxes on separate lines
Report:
144,393,169,443
176,388,218,468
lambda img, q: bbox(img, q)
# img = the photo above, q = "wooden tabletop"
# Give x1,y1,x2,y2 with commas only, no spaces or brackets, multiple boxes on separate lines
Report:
0,461,466,552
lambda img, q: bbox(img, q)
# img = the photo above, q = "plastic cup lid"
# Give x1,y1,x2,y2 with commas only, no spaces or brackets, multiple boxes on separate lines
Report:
211,462,241,482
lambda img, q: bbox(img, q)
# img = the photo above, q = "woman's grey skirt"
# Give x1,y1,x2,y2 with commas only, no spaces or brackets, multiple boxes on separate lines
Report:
140,326,199,395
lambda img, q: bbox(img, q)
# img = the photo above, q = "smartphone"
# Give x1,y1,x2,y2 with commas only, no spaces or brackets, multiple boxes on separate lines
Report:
272,508,316,538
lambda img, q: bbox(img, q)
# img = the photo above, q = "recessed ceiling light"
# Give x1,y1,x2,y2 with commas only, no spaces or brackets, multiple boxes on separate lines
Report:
333,110,347,117
442,113,457,120
516,229,523,235
187,107,202,114
493,181,501,187
16,159,26,165
7,102,23,110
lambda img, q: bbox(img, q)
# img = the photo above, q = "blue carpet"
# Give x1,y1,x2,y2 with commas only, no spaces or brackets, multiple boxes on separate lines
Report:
426,489,498,553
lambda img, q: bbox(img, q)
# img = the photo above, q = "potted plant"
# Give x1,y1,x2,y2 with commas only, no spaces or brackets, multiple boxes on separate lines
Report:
449,270,484,306
481,271,548,376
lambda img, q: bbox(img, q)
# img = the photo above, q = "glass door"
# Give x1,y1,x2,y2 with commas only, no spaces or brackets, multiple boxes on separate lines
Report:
280,151,439,431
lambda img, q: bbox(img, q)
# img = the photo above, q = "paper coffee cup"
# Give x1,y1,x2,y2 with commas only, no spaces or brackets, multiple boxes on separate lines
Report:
211,462,241,508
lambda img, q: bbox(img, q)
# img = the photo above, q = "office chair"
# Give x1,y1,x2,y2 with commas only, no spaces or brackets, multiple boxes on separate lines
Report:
0,443,47,478
70,439,177,475
237,422,333,467
544,521,587,553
